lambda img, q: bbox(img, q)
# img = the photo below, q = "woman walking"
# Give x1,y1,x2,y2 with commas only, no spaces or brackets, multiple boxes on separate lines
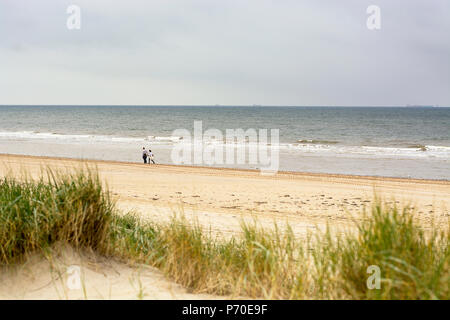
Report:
148,150,156,164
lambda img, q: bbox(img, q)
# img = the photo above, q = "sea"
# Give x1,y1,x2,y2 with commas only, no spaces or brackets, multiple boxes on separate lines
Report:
1,105,449,180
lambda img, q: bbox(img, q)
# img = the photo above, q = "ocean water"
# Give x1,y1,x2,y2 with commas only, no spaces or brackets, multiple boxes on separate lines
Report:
0,105,449,179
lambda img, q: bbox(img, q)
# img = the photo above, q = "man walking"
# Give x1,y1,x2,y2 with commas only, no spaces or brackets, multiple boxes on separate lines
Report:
142,147,148,164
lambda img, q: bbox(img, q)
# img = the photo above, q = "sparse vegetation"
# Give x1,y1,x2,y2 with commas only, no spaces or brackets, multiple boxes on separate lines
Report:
0,168,448,299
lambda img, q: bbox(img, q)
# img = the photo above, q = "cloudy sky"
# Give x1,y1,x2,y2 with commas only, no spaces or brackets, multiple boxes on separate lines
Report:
1,0,449,106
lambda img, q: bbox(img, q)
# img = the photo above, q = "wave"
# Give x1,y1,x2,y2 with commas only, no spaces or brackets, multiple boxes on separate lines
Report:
1,131,449,159
147,135,184,142
284,143,450,159
407,144,428,151
0,131,184,144
296,139,339,145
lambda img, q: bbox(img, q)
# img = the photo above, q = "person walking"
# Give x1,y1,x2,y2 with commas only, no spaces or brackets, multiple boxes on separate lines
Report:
142,147,148,164
148,149,156,164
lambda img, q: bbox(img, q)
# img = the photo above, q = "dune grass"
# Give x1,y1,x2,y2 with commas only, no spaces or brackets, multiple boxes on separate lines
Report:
309,205,449,299
0,168,448,299
0,169,114,264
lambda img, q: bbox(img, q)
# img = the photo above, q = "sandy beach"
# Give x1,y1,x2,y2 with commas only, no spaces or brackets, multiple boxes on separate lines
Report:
1,153,448,234
1,153,448,299
2,0,450,303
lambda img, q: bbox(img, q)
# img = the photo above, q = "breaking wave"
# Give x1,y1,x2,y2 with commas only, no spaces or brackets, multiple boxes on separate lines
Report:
1,131,449,159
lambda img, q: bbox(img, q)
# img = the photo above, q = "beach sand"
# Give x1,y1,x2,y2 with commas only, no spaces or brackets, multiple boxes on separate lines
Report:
0,245,219,300
1,153,449,299
1,154,448,232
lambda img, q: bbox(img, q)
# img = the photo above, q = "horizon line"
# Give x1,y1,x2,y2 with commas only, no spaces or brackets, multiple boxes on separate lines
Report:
0,104,447,108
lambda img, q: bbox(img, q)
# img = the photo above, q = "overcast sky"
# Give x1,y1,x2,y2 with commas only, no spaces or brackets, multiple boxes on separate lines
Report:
1,0,449,106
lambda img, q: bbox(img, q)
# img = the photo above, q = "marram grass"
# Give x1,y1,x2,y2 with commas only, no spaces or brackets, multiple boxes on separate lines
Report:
0,169,114,264
0,169,448,299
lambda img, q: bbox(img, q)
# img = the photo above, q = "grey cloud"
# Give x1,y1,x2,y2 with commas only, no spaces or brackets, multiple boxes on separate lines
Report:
0,0,449,106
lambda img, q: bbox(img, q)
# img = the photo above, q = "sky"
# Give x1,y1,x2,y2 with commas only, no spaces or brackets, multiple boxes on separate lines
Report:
0,0,449,106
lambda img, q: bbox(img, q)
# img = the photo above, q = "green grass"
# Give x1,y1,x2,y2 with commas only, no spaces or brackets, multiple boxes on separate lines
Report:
0,169,448,299
0,169,114,264
334,205,449,299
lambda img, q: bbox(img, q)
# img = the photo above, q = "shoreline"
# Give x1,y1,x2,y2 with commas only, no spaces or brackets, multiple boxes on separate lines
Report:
1,152,449,185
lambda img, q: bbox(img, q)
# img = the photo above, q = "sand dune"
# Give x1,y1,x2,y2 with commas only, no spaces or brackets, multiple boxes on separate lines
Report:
0,245,219,300
1,153,448,299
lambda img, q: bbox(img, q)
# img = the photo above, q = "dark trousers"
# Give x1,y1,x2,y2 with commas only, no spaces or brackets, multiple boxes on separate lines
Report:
143,155,147,163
